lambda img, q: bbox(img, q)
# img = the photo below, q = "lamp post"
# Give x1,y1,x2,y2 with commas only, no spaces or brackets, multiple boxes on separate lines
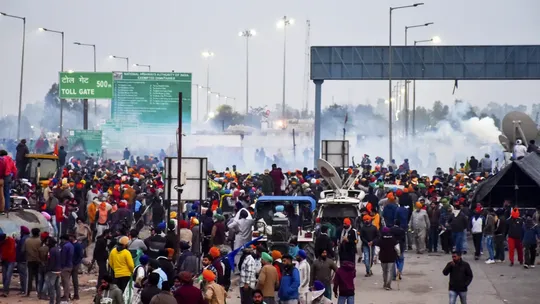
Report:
1,12,26,140
109,55,129,71
133,63,151,71
238,29,256,114
388,3,424,161
192,84,209,121
404,22,432,136
73,42,97,117
39,27,65,136
412,36,441,136
202,51,215,117
277,16,294,119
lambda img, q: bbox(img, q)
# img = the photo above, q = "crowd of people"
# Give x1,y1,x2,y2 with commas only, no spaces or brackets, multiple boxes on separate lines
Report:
0,138,538,304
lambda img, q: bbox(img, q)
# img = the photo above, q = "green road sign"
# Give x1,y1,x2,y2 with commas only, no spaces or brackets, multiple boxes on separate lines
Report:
111,72,192,133
68,129,103,156
59,72,114,99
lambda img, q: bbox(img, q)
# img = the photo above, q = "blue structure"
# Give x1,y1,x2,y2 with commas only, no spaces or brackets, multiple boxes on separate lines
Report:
256,195,317,212
310,45,540,166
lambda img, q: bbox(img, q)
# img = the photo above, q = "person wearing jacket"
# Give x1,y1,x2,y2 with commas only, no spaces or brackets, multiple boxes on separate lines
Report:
257,252,279,304
439,201,454,254
93,229,111,289
442,251,473,304
203,269,227,304
333,261,356,304
149,282,177,304
310,249,337,300
144,227,167,259
470,206,484,260
450,204,468,253
59,234,74,301
523,216,540,268
427,201,441,253
95,275,124,304
360,215,379,277
338,218,359,264
17,226,30,295
382,193,398,228
108,236,135,292
483,208,496,264
375,227,400,290
494,211,507,262
24,228,42,297
314,225,334,259
0,150,16,212
278,254,300,304
45,237,62,304
0,233,16,297
390,219,406,280
506,208,524,266
15,139,29,179
174,271,206,304
394,202,409,246
410,202,430,254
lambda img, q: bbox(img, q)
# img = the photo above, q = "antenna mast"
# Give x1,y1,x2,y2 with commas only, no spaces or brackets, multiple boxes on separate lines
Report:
302,20,311,115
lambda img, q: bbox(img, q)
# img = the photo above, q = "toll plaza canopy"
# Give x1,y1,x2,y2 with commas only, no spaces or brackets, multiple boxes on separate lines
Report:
473,152,540,208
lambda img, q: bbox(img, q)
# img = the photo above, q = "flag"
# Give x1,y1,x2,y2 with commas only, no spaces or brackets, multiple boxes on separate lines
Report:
208,179,221,191
464,158,470,172
452,79,459,95
344,113,348,124
227,236,263,271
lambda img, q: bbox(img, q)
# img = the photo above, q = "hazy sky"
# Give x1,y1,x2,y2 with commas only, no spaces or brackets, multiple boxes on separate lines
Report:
1,0,539,118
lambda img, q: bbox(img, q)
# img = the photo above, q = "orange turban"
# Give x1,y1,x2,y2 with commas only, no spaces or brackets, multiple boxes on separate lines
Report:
415,201,423,209
387,193,395,201
363,215,372,222
366,203,372,213
403,188,409,193
209,247,220,259
343,218,352,226
166,248,174,259
271,250,282,260
202,269,216,282
511,208,520,219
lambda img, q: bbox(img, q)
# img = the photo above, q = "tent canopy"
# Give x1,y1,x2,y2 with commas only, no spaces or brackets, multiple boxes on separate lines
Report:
473,152,540,208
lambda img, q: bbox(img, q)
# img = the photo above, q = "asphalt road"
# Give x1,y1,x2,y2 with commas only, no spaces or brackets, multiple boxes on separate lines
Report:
227,248,538,304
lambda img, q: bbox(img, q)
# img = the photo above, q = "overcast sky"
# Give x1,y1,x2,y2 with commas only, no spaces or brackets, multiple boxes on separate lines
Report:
1,0,539,118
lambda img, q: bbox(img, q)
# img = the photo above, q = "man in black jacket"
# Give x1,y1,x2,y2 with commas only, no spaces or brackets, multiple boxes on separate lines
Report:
339,218,359,264
315,225,334,259
93,229,111,289
359,215,379,277
375,227,400,290
442,251,473,304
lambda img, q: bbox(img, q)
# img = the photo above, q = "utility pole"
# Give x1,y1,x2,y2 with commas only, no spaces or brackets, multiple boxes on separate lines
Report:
302,20,311,115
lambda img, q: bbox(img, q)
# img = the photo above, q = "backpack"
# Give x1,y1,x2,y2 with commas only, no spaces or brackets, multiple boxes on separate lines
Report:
97,208,108,225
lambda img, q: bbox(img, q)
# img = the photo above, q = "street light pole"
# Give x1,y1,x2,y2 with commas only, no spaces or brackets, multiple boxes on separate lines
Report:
412,37,439,137
40,27,65,136
73,42,97,116
388,3,424,161
239,29,256,114
202,51,214,116
110,55,129,71
404,22,433,136
1,12,26,140
278,16,294,119
133,63,151,71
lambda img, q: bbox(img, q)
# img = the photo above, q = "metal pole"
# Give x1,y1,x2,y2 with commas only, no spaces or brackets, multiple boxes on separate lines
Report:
404,27,409,137
196,86,200,121
413,41,417,137
60,32,65,137
206,62,210,116
16,17,26,140
93,45,97,117
313,79,324,168
176,92,183,237
245,35,249,114
282,18,287,119
126,58,129,71
388,8,393,161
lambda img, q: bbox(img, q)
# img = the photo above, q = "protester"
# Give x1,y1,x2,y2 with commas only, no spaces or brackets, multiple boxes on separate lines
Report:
94,275,124,304
257,252,279,304
296,250,310,304
310,249,337,300
278,254,300,304
410,201,430,254
471,206,484,260
360,214,378,277
108,235,135,292
0,233,16,297
149,281,177,304
203,269,227,304
333,261,356,304
443,251,474,304
174,271,206,304
506,208,524,266
376,227,401,290
522,216,539,269
59,234,74,301
141,273,162,304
